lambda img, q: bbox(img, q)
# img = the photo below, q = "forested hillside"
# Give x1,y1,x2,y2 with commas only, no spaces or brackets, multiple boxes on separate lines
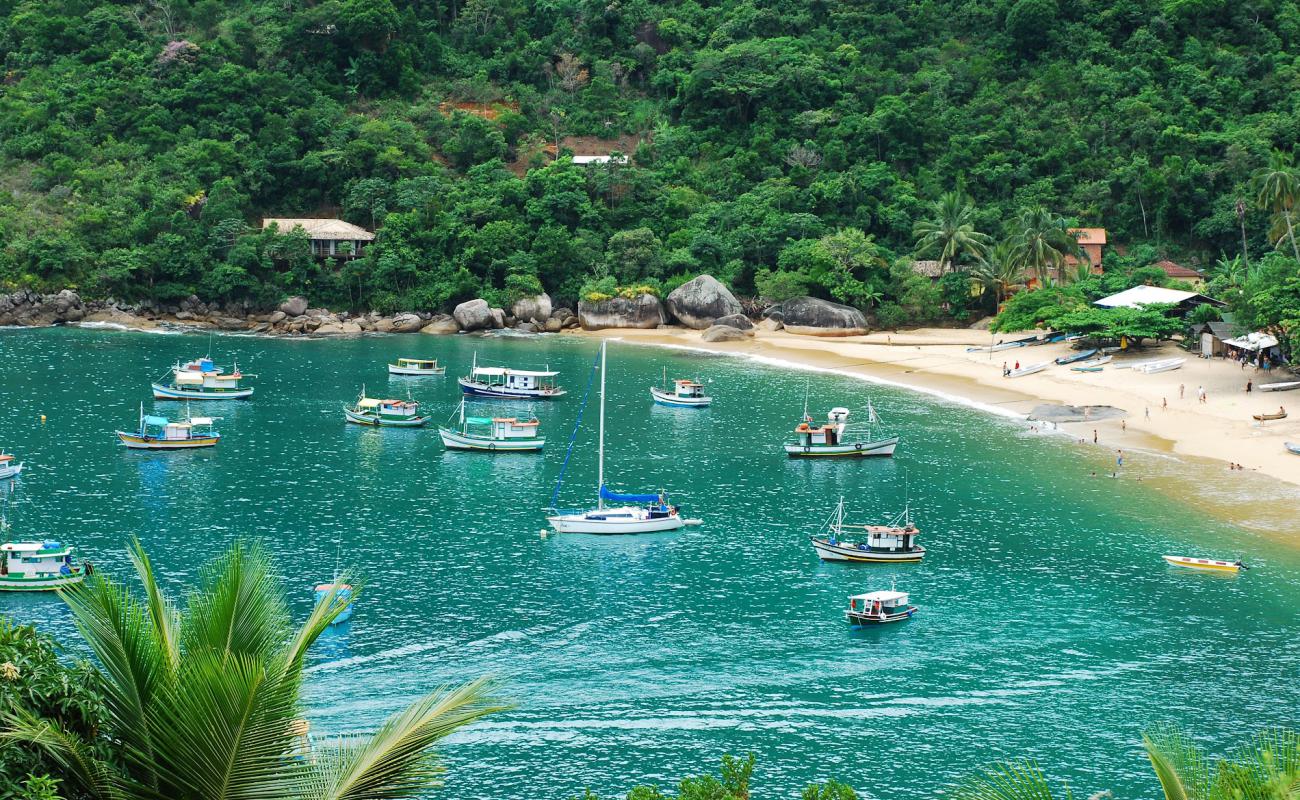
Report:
2,0,1298,317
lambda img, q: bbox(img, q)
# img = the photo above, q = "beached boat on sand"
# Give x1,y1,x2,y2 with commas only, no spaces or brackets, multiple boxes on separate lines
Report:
1133,358,1186,374
153,357,254,400
1006,362,1050,378
439,398,544,452
0,453,22,480
116,404,220,449
1055,348,1099,365
1286,442,1300,455
784,405,898,458
1070,356,1113,372
388,357,445,376
1253,407,1288,422
1163,555,1247,573
810,497,925,563
846,587,917,626
344,389,430,427
1260,380,1300,392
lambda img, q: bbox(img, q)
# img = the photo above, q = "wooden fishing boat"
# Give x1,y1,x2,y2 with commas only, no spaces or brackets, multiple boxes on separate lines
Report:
116,404,220,449
784,406,898,458
846,587,917,626
547,342,689,534
1070,356,1113,372
458,353,565,400
1055,348,1099,365
1006,361,1050,378
810,497,925,563
1285,442,1300,455
967,334,1040,353
388,357,445,376
344,389,430,427
650,374,711,408
439,398,544,452
0,541,86,591
152,357,254,400
1134,358,1185,374
1260,380,1300,392
0,453,22,480
1162,555,1247,573
1253,408,1288,422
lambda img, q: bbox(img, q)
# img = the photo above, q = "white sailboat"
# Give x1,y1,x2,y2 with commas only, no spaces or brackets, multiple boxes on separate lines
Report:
546,341,688,534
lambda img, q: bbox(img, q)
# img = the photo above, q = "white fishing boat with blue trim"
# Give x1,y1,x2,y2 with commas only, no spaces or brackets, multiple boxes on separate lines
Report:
547,341,689,534
458,353,565,400
152,357,254,400
439,398,544,452
0,452,22,481
784,404,898,458
650,371,711,408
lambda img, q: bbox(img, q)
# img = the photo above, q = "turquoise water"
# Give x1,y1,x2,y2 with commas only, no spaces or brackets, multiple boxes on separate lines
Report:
2,325,1299,799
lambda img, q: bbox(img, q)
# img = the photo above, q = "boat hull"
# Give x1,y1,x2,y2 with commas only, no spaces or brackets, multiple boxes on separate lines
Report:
0,572,85,592
388,365,445,376
649,387,711,407
846,606,917,625
1163,555,1241,572
546,510,685,534
1286,442,1300,455
1134,359,1186,374
116,431,220,449
458,379,566,400
152,383,254,400
344,409,430,427
438,428,544,451
0,464,21,480
784,437,898,458
811,538,925,563
1260,381,1300,392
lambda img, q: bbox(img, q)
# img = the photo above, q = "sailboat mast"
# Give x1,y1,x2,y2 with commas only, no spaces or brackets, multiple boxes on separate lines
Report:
597,341,606,509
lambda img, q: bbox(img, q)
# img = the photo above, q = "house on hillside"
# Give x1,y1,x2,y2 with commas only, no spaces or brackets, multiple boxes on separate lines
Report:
261,218,374,259
1153,259,1205,286
909,260,945,282
1064,228,1106,275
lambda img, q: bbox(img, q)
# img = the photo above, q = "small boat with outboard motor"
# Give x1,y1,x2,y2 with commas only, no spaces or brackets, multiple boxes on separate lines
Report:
845,583,918,626
1162,555,1247,573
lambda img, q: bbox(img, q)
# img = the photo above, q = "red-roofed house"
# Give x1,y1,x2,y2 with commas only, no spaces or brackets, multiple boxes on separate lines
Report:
1065,228,1106,274
1153,259,1205,286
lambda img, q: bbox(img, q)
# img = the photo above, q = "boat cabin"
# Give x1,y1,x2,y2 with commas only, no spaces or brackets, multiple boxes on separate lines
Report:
359,398,421,418
395,358,440,371
0,541,76,580
861,525,918,552
471,367,559,392
173,360,242,389
489,417,540,439
671,379,705,399
848,590,910,617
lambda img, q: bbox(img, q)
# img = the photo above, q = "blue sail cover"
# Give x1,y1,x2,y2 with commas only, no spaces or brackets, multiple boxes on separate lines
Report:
600,484,662,504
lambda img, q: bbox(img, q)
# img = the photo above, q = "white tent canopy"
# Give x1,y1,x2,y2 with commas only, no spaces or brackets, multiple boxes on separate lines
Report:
1094,286,1201,308
1222,332,1279,351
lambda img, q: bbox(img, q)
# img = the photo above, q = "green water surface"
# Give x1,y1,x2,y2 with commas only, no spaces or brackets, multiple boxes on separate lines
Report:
1,325,1298,800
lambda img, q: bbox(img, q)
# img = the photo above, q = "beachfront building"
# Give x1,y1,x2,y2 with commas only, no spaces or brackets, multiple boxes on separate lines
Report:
261,218,374,259
1191,320,1237,356
1094,285,1224,315
1222,331,1284,367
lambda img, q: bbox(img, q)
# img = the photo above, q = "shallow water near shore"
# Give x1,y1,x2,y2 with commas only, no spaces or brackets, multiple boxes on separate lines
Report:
2,326,1299,800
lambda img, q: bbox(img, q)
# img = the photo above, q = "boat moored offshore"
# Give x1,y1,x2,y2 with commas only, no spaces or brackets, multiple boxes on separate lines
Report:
439,398,544,452
458,353,565,400
1162,555,1247,573
388,357,445,376
152,357,254,400
116,404,221,449
0,452,22,480
784,405,898,458
650,371,711,408
811,497,925,563
845,586,918,626
0,541,87,591
344,389,431,427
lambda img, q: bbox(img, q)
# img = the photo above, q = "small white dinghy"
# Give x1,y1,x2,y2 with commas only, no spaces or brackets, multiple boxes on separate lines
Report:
1134,358,1186,374
1006,362,1050,378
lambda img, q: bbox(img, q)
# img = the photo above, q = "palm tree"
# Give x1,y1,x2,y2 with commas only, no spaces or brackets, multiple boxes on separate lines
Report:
1012,207,1082,286
5,540,503,800
913,190,993,273
970,239,1026,309
1253,149,1300,262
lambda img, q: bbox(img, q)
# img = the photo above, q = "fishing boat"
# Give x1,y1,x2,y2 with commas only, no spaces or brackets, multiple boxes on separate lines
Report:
845,586,917,626
0,541,87,591
458,353,565,400
314,582,354,624
650,370,711,408
0,452,22,480
967,334,1042,353
784,404,898,458
439,398,544,452
1070,356,1113,372
1260,380,1300,392
152,357,254,400
1285,442,1300,455
1055,348,1099,366
388,357,445,376
344,388,430,427
1133,358,1186,374
116,404,220,449
546,341,689,534
1006,361,1050,378
1253,407,1288,422
1162,555,1247,573
810,497,925,563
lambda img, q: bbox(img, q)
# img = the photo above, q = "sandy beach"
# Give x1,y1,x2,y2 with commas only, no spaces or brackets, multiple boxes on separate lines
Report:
573,325,1300,536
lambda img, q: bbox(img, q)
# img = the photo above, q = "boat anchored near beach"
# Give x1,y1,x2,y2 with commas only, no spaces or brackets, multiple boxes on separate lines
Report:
0,541,87,591
152,357,254,400
439,398,544,452
811,497,925,563
0,452,22,480
650,371,711,408
388,357,445,376
116,404,220,449
459,353,565,400
1163,555,1247,573
547,341,689,534
784,404,898,458
846,584,918,626
344,388,431,427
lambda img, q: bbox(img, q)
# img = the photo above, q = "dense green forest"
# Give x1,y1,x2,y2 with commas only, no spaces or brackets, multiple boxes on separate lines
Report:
2,0,1300,326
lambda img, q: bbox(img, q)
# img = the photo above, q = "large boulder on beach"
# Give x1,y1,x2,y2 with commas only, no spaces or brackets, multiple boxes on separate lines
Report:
490,307,507,329
420,314,460,335
280,296,308,317
391,313,424,333
511,293,552,323
776,296,867,337
712,313,752,331
454,299,492,331
701,324,751,342
666,275,743,329
578,293,666,330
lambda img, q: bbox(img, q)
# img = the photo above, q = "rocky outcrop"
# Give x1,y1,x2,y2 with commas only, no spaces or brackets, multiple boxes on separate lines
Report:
511,293,552,323
775,296,868,337
391,313,425,333
454,299,493,331
490,308,507,329
0,289,87,327
701,324,751,342
756,317,783,332
280,296,308,317
420,314,460,335
578,294,666,330
712,313,752,330
666,275,743,329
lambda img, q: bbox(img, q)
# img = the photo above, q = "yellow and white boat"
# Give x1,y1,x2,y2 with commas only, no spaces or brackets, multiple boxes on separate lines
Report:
1162,555,1247,573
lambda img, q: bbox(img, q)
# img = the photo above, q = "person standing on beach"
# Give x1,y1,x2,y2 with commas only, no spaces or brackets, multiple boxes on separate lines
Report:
1197,385,1206,403
1162,397,1167,411
1093,429,1098,444
1145,407,1150,420
1179,383,1185,399
1246,380,1253,393
1117,450,1124,467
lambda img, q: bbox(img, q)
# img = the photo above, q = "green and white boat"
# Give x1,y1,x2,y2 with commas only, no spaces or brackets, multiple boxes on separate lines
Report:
439,398,544,452
344,388,430,427
0,540,87,591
